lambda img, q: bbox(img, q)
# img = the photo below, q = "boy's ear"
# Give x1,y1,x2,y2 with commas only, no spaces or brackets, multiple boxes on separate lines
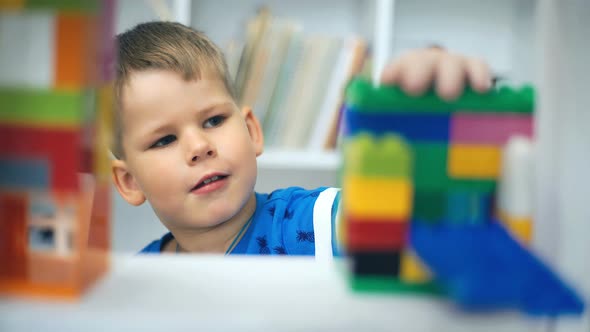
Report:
241,106,264,156
111,159,146,206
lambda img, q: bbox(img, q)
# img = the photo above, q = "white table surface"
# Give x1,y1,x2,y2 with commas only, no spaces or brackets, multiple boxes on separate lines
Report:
0,255,556,332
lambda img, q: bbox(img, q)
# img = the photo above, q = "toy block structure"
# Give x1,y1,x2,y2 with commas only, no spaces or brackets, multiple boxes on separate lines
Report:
0,0,115,298
341,77,535,294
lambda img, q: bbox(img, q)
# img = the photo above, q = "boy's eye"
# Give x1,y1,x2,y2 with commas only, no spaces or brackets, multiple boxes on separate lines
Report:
150,135,176,148
204,115,226,128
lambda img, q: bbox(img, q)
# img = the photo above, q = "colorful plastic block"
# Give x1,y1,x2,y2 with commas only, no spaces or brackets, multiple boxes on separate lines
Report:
349,275,442,294
344,176,413,219
451,112,533,145
344,133,412,178
446,191,493,224
0,89,85,128
499,213,533,244
350,251,401,277
0,0,24,10
400,250,431,283
412,191,447,223
448,144,501,179
0,158,49,189
347,219,408,251
413,143,449,191
345,108,450,142
26,0,100,12
0,125,82,190
345,78,534,113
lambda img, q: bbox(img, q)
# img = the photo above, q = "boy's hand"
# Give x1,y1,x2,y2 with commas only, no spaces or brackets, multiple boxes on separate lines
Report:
380,48,492,101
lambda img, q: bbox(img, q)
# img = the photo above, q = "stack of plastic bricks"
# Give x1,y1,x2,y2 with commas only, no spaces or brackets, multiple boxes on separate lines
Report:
0,0,115,298
341,77,534,293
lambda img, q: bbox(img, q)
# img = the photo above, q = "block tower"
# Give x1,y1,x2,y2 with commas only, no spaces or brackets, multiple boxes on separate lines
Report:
341,77,534,292
0,0,115,298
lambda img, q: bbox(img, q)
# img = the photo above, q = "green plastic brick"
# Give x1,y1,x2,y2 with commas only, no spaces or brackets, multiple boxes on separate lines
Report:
345,77,534,113
26,0,100,12
349,275,443,295
0,88,85,128
447,179,497,193
344,133,412,178
413,191,447,224
413,143,449,191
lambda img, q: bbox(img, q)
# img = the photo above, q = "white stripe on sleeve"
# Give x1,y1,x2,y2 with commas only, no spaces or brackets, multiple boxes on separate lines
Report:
313,187,340,262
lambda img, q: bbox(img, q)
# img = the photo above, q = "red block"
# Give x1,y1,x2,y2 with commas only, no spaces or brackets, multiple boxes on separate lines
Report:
347,217,409,251
0,125,81,190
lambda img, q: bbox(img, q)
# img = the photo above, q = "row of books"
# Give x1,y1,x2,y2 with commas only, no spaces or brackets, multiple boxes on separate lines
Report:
225,8,367,150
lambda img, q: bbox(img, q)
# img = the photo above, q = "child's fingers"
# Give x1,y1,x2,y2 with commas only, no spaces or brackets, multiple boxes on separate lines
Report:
465,58,492,93
380,59,403,85
399,50,438,96
435,54,465,101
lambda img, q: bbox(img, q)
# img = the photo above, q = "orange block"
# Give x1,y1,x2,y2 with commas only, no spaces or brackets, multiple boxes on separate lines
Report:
0,0,24,10
448,144,501,179
54,13,98,90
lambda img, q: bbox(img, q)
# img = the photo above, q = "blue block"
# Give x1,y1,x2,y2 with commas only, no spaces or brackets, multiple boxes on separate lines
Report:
410,221,585,316
344,106,450,142
446,191,492,224
0,158,49,190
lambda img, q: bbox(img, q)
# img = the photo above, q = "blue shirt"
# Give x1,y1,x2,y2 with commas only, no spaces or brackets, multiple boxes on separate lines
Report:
139,187,342,256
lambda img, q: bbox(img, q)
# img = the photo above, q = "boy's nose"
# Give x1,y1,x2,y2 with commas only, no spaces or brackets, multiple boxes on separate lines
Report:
184,134,216,164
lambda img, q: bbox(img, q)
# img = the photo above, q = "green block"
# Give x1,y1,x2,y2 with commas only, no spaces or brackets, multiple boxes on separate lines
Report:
344,133,412,178
413,191,447,224
345,77,534,113
413,143,449,191
0,88,85,127
447,179,497,193
350,275,443,295
26,0,100,12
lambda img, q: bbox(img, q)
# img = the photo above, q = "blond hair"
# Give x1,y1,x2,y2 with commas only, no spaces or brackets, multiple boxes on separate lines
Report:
113,21,235,159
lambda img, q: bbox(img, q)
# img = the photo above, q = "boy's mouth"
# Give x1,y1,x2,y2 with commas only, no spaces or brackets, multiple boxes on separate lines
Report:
192,174,229,191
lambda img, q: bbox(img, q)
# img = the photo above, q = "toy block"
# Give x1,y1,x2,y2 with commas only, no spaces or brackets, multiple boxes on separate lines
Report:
448,144,501,179
446,191,493,225
344,133,411,178
93,84,114,181
0,158,49,189
413,143,449,191
400,250,431,283
350,250,401,277
349,275,442,294
451,112,533,145
346,219,408,251
447,178,497,193
345,107,450,142
412,191,447,224
498,213,533,244
345,77,534,113
0,89,84,128
0,192,28,280
344,176,413,219
0,125,81,190
54,13,98,90
0,0,24,10
26,0,100,13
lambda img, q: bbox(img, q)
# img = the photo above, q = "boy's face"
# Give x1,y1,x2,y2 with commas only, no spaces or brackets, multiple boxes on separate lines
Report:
112,70,263,231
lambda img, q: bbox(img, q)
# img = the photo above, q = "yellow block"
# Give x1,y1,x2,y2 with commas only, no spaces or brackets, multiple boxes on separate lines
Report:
343,175,412,219
448,144,501,179
0,0,24,10
400,250,431,283
499,211,533,245
94,84,114,182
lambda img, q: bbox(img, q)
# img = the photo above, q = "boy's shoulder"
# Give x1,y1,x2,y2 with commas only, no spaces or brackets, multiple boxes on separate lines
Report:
139,232,174,254
235,186,340,255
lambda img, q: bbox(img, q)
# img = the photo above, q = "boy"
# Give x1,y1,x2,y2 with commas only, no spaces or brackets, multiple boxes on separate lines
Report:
111,22,492,255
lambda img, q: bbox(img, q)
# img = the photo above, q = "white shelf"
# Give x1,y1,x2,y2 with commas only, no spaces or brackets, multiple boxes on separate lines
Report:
0,255,548,332
257,149,341,171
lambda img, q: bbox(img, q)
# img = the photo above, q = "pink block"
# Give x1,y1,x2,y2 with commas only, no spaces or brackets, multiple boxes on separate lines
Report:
451,113,534,145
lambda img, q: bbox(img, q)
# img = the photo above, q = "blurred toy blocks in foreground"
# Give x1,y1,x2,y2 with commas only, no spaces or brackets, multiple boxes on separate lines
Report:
341,77,535,292
0,0,115,298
